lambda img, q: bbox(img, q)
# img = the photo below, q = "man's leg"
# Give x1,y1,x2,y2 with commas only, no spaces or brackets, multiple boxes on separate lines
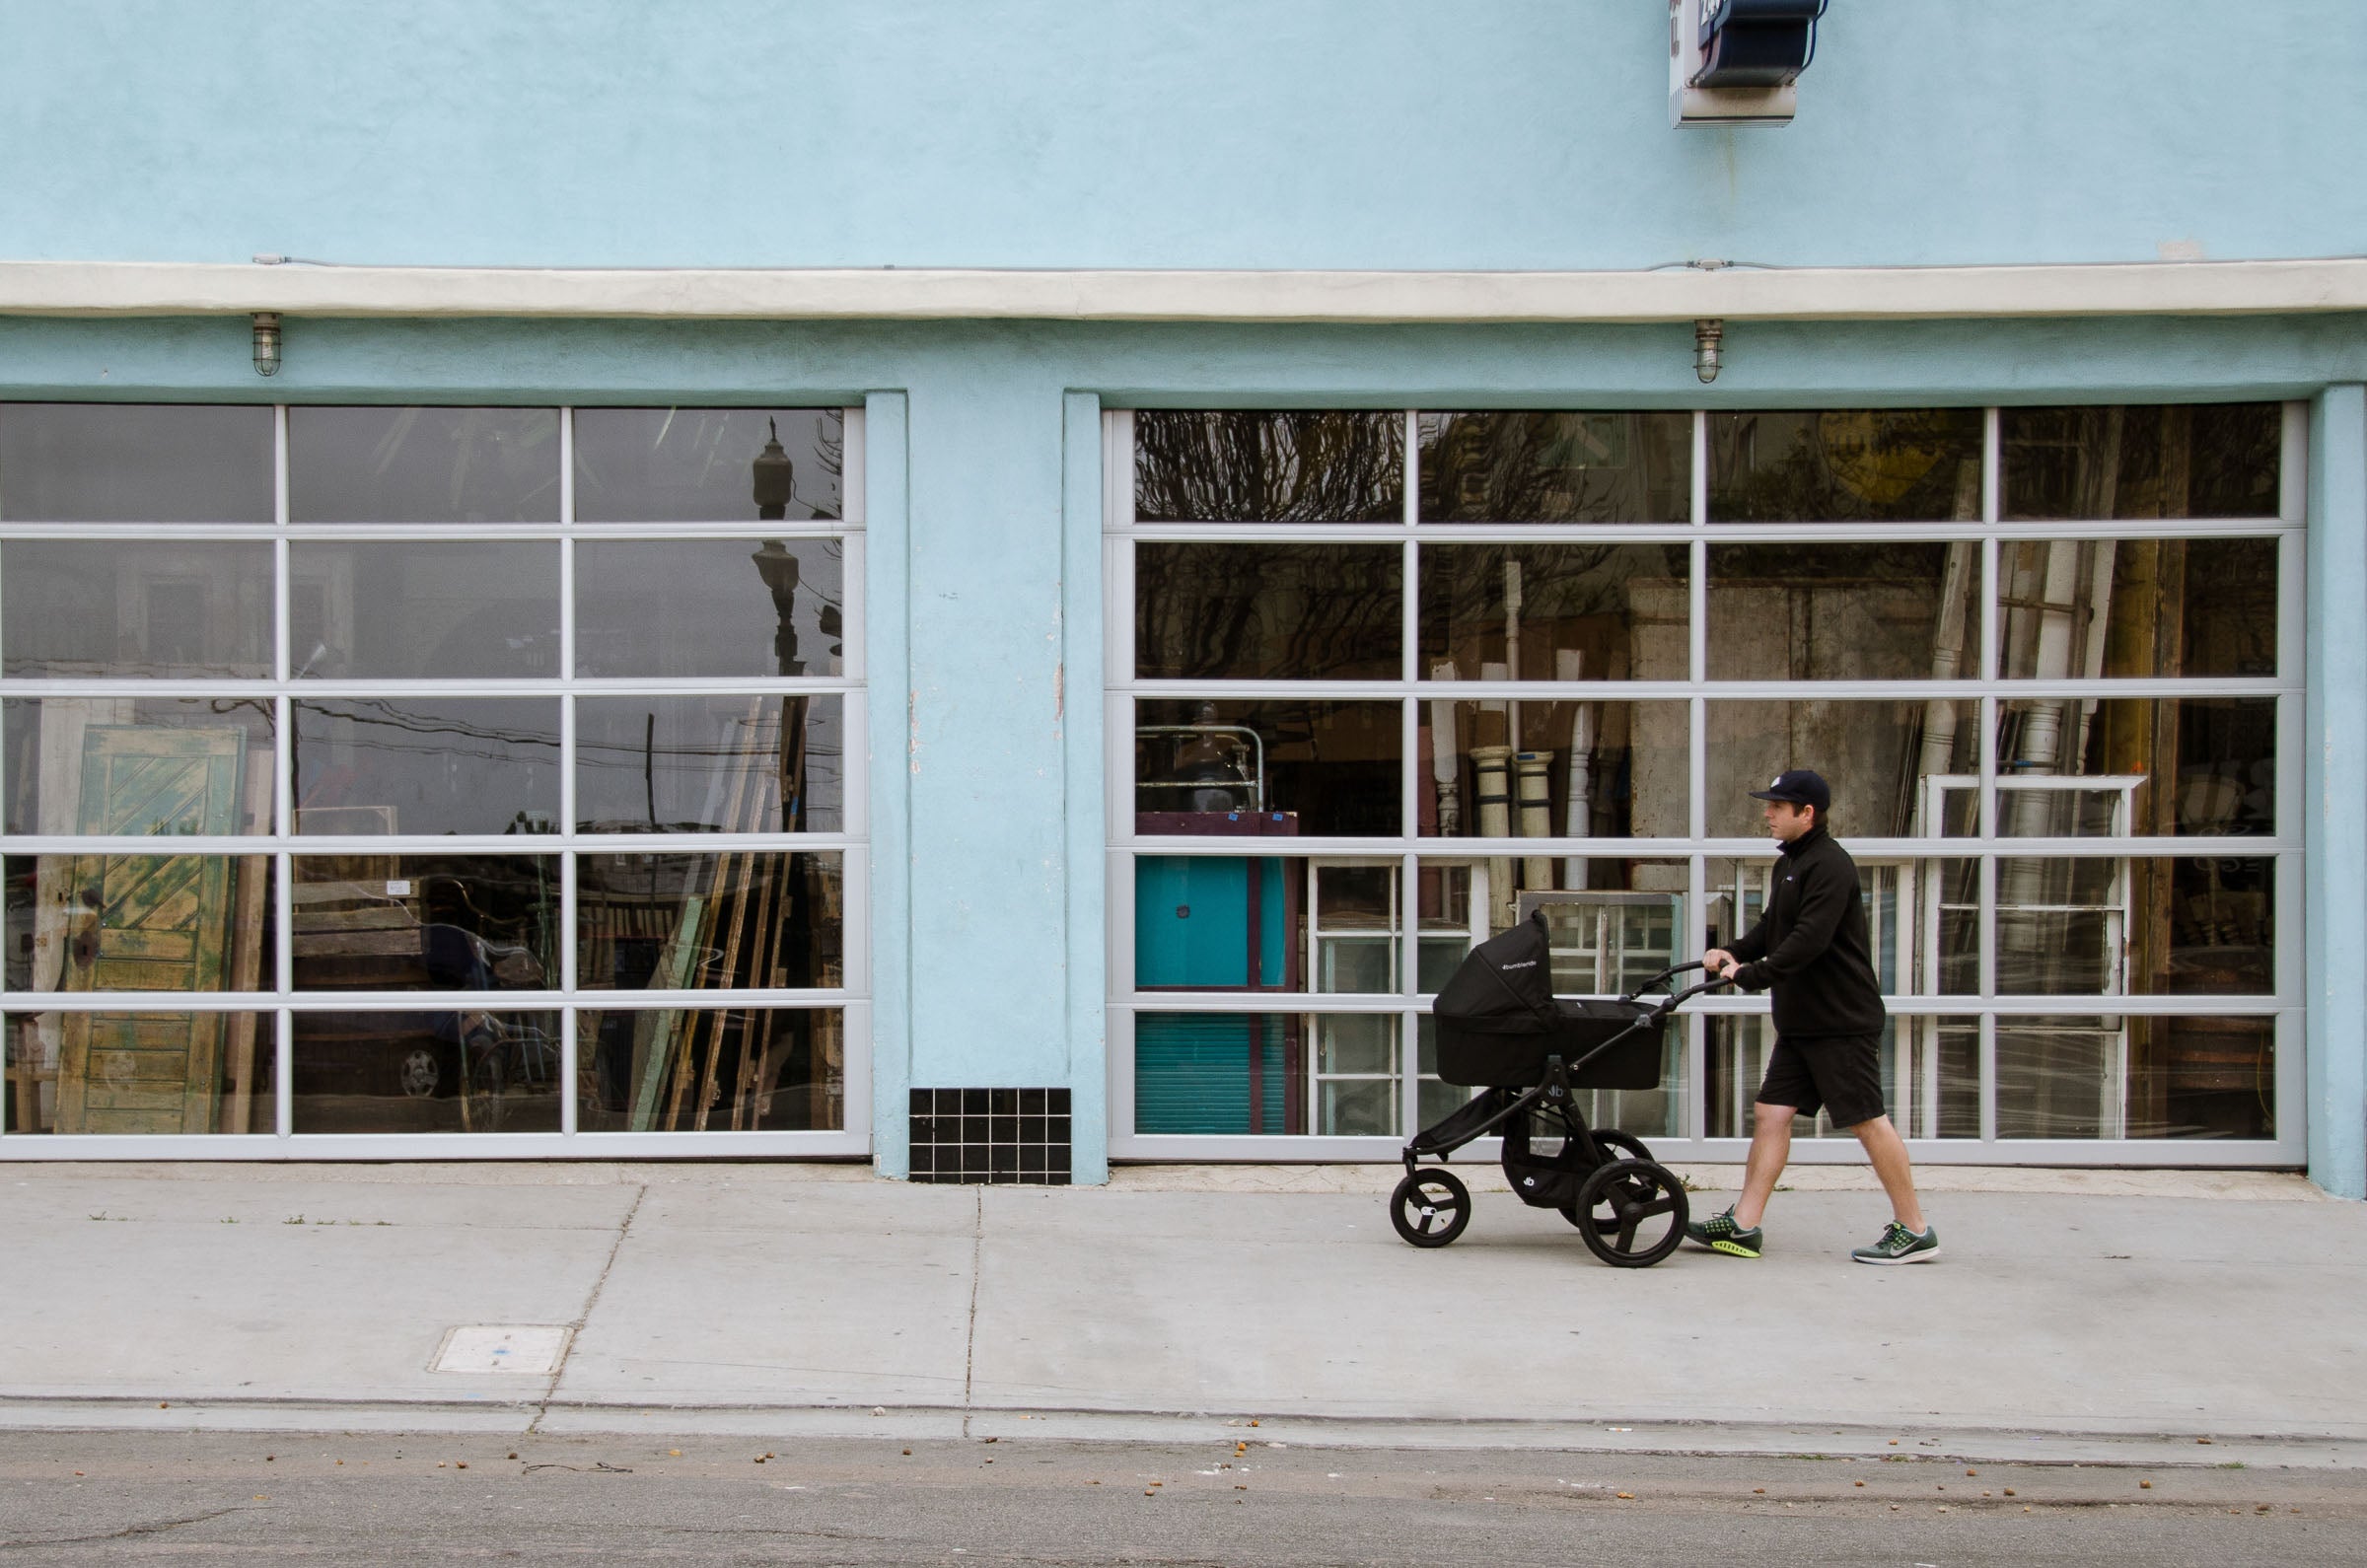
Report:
1850,1113,1926,1233
1731,1101,1795,1229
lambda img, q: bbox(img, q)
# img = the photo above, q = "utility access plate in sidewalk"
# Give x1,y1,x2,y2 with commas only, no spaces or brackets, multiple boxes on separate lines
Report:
430,1325,572,1376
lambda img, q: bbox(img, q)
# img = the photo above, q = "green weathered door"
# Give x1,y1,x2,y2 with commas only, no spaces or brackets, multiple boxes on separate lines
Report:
54,727,247,1135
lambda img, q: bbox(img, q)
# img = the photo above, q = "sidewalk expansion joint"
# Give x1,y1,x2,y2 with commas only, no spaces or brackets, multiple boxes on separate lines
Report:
960,1186,982,1439
531,1181,646,1435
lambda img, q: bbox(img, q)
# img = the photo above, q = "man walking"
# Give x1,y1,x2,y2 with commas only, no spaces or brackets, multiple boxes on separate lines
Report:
1689,770,1938,1264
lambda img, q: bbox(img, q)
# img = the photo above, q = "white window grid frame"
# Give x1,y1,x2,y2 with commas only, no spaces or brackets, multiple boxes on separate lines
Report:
0,403,873,1159
1106,404,2305,1166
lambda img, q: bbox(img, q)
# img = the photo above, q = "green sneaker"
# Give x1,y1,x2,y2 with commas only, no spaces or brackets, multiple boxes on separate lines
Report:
1851,1220,1940,1264
1685,1207,1763,1258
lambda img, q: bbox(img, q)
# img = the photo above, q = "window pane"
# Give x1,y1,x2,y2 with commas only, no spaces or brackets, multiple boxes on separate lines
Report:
1134,542,1399,679
1707,541,1979,680
1137,855,1303,989
294,698,559,837
288,540,559,679
290,855,555,993
1414,1018,1479,1131
1416,411,1689,523
1995,857,2271,996
1708,1015,1918,1139
1998,1013,2276,1139
1134,699,1399,836
1132,1011,1387,1135
6,855,276,993
288,407,560,523
1420,542,1688,682
5,1009,273,1135
1994,697,2274,837
2131,1014,2275,1139
578,1006,845,1132
4,699,276,835
575,537,844,678
0,404,273,523
1709,1017,1968,1138
577,852,843,991
575,694,842,834
2002,403,2280,520
1705,699,1977,836
1708,855,1924,994
1133,411,1402,523
290,1009,561,1133
1899,1016,1981,1138
1708,409,1983,523
1132,857,1411,996
2,539,273,677
1424,698,1686,845
1994,1016,2110,1137
1999,537,2277,679
1423,859,1691,991
573,408,843,522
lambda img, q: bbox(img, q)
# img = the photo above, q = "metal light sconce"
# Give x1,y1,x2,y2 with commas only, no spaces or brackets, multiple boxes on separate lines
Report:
1694,319,1725,384
251,313,282,378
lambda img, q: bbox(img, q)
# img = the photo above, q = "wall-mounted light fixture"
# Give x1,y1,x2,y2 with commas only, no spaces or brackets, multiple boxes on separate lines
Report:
1670,0,1827,127
251,313,282,378
1694,320,1725,384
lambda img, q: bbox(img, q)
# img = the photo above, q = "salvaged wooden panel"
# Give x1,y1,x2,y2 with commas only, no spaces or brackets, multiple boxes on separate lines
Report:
54,726,246,1136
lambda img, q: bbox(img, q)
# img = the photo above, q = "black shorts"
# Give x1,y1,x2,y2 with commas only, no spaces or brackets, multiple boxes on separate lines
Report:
1756,1033,1887,1128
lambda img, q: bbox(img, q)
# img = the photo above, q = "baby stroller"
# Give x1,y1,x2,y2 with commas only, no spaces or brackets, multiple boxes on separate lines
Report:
1390,908,1730,1268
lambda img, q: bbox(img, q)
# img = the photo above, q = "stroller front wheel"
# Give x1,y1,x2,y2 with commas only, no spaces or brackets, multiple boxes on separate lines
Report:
1390,1170,1472,1248
1572,1159,1689,1268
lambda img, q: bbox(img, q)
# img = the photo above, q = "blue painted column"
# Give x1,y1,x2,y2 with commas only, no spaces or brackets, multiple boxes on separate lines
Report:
2306,385,2367,1199
888,353,1079,1180
865,391,914,1176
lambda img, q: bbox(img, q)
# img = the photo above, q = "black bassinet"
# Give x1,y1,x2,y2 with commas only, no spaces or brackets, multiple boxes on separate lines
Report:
1429,909,1668,1090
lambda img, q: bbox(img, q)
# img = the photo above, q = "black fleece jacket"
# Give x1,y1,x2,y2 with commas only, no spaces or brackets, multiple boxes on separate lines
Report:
1725,825,1887,1039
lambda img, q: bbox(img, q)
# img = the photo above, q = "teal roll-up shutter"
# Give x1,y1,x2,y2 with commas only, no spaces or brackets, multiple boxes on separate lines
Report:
1134,1013,1290,1134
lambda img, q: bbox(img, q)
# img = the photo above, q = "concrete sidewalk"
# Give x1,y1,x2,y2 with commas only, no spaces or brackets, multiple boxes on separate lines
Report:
1,1163,2359,1468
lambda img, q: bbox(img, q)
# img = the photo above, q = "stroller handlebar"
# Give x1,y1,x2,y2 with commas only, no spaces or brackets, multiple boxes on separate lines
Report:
1620,961,1739,1008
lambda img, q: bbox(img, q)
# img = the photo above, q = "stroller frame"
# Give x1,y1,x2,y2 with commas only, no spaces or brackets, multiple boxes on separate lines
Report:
1392,961,1729,1267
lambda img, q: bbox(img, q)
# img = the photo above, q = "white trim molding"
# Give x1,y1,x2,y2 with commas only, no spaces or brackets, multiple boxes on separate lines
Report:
3,257,2366,323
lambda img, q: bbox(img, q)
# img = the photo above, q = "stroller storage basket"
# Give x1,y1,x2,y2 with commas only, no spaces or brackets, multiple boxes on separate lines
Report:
1434,999,1666,1090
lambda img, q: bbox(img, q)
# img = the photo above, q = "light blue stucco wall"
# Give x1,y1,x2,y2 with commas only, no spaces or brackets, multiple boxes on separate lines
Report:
2,1,2361,271
2,313,2364,1190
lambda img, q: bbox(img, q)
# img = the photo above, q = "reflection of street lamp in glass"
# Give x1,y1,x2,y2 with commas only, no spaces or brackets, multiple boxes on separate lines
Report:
752,417,796,521
752,422,803,676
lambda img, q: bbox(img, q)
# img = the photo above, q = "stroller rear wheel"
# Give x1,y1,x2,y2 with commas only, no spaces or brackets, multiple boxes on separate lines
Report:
1571,1159,1688,1268
1390,1170,1471,1247
1560,1130,1654,1233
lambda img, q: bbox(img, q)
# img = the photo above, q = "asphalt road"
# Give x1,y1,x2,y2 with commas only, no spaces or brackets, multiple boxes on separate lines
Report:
0,1430,2356,1566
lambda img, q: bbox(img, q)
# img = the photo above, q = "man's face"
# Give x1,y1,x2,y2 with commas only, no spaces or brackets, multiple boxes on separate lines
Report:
1763,799,1816,843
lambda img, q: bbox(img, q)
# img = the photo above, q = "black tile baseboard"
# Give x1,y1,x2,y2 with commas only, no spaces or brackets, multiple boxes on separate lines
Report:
909,1088,1071,1184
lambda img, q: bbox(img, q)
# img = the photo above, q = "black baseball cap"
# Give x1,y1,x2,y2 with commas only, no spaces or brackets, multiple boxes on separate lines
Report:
1750,768,1830,812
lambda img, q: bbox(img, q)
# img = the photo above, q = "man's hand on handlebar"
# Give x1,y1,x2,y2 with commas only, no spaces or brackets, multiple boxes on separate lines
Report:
1701,948,1743,982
